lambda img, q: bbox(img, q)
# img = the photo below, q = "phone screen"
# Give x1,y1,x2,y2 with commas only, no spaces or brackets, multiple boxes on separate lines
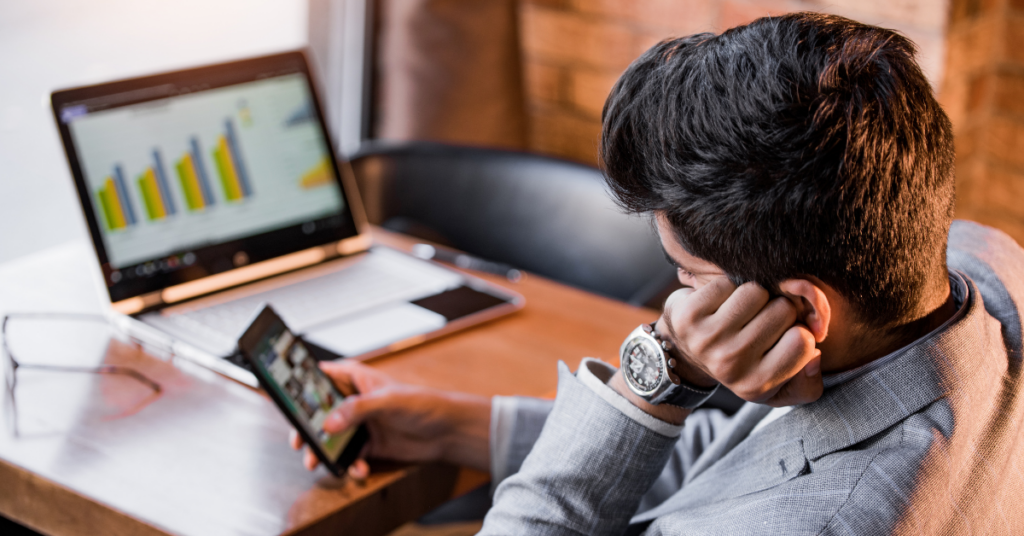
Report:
246,313,355,461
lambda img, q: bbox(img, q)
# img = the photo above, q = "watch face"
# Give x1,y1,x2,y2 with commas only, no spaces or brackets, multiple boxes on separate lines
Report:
623,337,664,394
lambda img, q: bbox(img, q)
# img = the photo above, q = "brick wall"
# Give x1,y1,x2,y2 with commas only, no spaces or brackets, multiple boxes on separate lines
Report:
941,0,1024,244
519,0,949,165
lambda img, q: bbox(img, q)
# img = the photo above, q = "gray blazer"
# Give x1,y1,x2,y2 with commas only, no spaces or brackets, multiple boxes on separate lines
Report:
479,221,1024,535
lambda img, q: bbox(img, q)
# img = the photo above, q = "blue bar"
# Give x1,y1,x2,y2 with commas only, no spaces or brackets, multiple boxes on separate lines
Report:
189,137,215,206
151,149,177,215
224,118,253,197
112,165,137,225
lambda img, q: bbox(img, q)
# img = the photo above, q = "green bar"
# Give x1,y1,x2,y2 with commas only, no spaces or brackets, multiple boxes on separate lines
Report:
137,175,159,220
176,158,202,210
97,188,118,230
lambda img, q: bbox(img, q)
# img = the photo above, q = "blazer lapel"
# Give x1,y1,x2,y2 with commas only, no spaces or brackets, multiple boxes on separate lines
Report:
673,425,808,506
630,403,773,524
682,402,772,485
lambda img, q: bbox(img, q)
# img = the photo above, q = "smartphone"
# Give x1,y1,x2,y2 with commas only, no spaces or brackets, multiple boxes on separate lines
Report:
238,304,369,476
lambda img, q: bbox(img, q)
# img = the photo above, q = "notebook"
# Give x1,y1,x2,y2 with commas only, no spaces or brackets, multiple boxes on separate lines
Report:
51,50,523,387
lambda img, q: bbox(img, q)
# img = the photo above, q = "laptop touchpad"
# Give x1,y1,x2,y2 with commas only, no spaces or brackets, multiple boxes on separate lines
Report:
303,302,446,357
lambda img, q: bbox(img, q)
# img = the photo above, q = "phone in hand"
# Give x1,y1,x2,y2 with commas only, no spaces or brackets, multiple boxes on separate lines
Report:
238,304,369,476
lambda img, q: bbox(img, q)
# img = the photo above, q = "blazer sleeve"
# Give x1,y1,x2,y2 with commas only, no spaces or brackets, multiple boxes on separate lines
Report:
489,390,736,510
636,406,733,515
490,395,555,488
480,359,683,536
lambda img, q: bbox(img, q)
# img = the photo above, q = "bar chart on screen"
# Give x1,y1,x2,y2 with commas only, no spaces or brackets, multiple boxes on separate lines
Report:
69,74,345,269
100,123,258,227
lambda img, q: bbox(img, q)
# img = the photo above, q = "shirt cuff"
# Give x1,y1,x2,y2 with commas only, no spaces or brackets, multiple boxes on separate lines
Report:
489,395,518,487
575,357,684,438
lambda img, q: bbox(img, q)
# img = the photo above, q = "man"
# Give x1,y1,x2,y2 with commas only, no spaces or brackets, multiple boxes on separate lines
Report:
293,12,1024,534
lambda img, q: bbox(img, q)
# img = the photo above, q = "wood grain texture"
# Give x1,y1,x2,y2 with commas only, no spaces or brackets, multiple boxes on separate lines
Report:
0,230,656,535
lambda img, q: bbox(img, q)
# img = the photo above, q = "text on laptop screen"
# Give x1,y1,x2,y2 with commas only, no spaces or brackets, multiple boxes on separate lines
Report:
66,73,345,272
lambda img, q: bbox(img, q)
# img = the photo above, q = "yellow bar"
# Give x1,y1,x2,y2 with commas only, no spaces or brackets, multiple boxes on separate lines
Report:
144,168,167,219
217,136,243,201
105,178,128,229
177,154,205,210
299,157,333,189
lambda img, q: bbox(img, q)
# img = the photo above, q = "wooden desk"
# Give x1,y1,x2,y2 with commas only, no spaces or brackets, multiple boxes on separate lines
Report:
0,230,657,536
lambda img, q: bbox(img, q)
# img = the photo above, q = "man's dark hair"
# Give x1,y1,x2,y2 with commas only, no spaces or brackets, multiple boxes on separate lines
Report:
601,12,955,329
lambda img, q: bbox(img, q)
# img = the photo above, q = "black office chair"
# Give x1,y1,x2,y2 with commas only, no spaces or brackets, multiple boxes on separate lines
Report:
350,141,678,307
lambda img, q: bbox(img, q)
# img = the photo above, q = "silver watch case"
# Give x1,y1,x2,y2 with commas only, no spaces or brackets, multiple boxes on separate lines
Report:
619,324,718,408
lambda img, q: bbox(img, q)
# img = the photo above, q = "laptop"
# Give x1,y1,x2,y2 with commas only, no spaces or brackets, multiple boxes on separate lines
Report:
50,50,524,388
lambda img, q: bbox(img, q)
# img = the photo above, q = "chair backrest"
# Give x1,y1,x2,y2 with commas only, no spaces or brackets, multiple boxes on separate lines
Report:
351,141,677,306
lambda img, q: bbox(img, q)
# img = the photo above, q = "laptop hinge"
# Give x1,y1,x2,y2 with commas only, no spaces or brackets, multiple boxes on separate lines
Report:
112,291,165,315
112,238,371,315
337,233,371,256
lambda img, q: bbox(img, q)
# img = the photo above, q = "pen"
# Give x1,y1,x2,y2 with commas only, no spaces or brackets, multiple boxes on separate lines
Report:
411,244,523,283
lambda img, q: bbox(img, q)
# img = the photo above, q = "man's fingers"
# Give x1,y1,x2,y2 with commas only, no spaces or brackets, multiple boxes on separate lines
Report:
662,278,734,336
320,360,393,395
323,391,391,434
289,429,303,451
348,458,370,482
765,356,824,407
662,286,696,307
735,297,798,359
657,275,824,408
685,277,736,317
712,282,770,332
659,287,695,345
303,447,318,471
731,325,817,402
319,360,360,395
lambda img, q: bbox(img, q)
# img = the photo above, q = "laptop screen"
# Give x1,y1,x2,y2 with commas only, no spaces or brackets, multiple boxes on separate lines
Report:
53,52,361,305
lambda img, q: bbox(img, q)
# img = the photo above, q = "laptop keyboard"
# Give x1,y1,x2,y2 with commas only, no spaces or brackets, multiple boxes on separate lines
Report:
152,248,463,354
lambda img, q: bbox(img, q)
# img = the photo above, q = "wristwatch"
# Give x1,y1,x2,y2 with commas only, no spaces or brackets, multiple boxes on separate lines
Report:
619,323,719,409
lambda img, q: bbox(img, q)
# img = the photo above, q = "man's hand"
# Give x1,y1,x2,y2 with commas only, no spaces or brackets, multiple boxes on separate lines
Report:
658,277,823,407
288,361,491,478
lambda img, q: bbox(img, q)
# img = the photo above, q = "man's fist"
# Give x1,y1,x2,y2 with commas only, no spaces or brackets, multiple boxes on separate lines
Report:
657,277,823,407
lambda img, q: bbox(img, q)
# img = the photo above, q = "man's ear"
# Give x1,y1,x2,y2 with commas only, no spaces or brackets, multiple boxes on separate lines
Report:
777,279,830,343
